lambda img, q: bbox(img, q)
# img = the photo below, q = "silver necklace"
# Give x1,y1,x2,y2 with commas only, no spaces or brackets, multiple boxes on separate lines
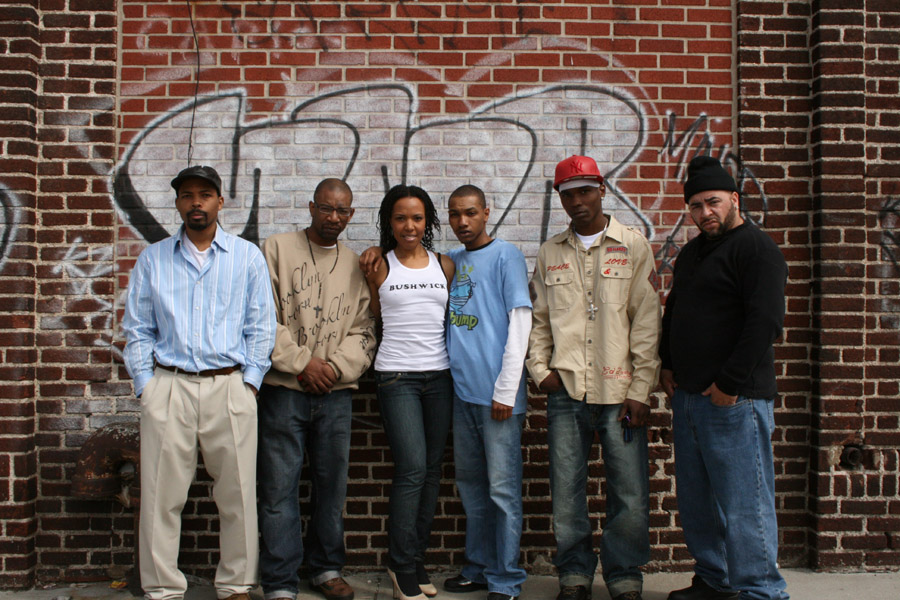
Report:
306,229,339,319
574,227,604,321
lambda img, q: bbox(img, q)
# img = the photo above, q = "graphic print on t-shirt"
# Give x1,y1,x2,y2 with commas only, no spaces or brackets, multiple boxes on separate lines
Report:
449,264,479,330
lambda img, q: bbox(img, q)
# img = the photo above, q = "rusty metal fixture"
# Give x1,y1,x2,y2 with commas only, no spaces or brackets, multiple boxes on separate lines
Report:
72,421,141,508
72,421,143,594
840,443,864,469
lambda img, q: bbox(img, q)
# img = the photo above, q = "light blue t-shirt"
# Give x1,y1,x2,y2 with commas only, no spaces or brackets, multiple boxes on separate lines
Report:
446,239,532,413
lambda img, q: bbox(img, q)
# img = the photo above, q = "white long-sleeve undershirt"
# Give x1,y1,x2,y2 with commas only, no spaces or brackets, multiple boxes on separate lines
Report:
492,305,533,407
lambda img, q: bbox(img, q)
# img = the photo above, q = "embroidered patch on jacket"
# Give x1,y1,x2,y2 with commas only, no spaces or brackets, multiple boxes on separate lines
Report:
606,246,628,254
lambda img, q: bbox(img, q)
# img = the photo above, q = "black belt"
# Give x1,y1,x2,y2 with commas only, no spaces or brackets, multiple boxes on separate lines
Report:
156,364,240,377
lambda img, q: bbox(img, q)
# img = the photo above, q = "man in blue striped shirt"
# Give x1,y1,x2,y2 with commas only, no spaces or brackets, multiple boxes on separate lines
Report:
123,165,276,600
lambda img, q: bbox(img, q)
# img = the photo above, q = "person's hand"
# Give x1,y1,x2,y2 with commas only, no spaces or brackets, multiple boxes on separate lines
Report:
618,397,650,428
660,368,677,399
246,383,258,396
359,246,383,277
491,400,513,421
538,370,564,393
300,357,337,395
702,382,737,406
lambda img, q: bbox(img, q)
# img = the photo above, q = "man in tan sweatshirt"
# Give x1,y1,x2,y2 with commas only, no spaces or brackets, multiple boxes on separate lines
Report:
257,178,376,600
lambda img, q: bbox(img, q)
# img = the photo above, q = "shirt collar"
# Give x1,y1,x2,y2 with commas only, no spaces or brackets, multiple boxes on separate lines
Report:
173,224,231,253
556,215,625,248
603,215,627,244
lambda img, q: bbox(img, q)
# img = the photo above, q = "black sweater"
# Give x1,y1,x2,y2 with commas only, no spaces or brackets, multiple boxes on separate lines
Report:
660,222,787,399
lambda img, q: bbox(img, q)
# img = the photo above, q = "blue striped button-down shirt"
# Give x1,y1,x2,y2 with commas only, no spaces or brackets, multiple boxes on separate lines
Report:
123,226,276,396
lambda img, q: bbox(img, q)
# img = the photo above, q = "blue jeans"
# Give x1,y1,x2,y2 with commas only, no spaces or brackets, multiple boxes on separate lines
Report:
257,385,352,599
672,389,789,600
453,398,527,596
377,370,453,574
547,390,649,597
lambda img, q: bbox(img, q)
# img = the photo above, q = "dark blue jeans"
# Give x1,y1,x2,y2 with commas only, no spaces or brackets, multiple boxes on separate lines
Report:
547,390,649,597
376,370,453,574
672,389,789,600
257,384,352,599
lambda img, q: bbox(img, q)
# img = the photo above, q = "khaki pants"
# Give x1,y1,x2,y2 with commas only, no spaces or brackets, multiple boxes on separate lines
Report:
139,368,258,600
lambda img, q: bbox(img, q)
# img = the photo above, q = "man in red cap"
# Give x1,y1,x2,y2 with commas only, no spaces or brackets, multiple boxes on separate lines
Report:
527,156,661,600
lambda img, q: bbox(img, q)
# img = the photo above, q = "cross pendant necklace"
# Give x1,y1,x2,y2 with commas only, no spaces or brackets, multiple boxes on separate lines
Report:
581,244,598,321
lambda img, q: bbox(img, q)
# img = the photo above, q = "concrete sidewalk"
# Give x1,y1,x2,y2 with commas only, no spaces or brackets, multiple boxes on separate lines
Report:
3,569,900,600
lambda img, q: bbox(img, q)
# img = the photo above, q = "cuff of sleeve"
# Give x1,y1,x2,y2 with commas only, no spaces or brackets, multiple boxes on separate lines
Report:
492,395,516,408
715,377,739,396
242,367,265,391
625,384,652,406
625,393,652,406
327,360,343,382
527,366,551,388
133,371,154,397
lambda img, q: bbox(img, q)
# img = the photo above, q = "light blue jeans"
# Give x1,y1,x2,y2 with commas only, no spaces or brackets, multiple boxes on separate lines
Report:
672,389,789,600
257,385,352,599
547,390,649,597
453,398,527,596
377,370,454,574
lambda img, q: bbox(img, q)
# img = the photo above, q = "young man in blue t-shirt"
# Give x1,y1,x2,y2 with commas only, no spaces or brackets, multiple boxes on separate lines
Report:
442,185,532,600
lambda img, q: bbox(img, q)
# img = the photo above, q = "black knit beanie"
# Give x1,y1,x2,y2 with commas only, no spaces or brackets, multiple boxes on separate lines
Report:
683,156,737,203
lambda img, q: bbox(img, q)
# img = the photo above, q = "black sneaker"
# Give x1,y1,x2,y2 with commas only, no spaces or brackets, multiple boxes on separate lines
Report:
612,592,642,600
487,594,517,600
443,574,488,593
556,585,591,600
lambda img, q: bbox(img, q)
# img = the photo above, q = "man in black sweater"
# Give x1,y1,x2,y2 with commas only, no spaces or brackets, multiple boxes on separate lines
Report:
660,156,789,600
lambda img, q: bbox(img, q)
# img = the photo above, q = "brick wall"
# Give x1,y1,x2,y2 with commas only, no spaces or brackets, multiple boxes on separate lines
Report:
0,0,898,588
0,1,39,590
805,0,900,569
736,0,815,566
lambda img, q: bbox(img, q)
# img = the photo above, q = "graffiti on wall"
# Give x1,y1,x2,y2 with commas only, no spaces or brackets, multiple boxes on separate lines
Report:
0,184,17,268
113,82,762,267
113,83,653,258
879,197,900,273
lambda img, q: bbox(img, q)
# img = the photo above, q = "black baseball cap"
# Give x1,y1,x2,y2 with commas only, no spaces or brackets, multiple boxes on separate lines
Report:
171,165,222,195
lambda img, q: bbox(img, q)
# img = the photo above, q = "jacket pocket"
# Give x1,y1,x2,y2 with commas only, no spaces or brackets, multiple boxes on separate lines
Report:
544,270,576,311
599,265,632,304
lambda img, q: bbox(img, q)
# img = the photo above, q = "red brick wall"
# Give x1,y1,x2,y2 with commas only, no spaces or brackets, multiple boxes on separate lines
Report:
0,0,898,587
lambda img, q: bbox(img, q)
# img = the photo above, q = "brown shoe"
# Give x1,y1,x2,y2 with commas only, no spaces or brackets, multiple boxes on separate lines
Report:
313,577,355,600
221,594,251,600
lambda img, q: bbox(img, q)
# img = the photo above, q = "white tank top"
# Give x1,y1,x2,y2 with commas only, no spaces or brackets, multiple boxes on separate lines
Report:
374,250,450,372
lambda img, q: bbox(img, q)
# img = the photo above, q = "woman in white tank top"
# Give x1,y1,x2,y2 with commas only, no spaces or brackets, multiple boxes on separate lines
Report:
364,185,455,600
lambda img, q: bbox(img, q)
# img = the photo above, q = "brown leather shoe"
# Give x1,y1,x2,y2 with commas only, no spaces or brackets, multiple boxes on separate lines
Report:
313,577,355,600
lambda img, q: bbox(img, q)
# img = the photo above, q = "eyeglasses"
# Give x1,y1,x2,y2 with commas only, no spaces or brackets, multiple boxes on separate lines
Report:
314,203,353,218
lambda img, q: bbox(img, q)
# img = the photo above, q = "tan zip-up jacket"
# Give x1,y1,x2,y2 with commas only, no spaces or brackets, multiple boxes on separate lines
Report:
526,216,661,405
261,230,376,391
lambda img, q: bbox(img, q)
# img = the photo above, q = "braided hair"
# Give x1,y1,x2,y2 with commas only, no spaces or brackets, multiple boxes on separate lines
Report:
376,184,441,252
